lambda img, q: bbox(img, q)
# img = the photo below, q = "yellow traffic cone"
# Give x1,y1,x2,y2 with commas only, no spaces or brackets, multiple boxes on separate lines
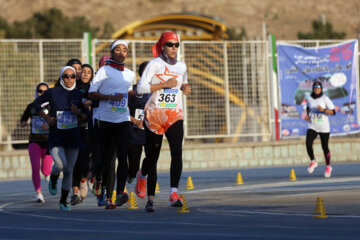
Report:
111,190,116,203
314,197,328,218
177,194,190,213
236,172,244,185
289,169,297,181
155,182,160,193
124,186,128,193
127,192,138,209
186,176,194,190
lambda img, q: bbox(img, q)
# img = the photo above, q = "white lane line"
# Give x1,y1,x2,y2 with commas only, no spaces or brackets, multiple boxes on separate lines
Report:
0,226,244,238
198,209,360,219
185,177,360,194
0,199,230,228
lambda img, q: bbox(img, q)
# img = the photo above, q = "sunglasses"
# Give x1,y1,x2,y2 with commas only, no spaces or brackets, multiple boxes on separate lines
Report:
164,42,180,48
313,85,322,89
62,74,76,79
37,89,46,94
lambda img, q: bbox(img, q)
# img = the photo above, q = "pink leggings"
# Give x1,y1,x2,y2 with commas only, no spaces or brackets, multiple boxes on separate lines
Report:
28,142,53,192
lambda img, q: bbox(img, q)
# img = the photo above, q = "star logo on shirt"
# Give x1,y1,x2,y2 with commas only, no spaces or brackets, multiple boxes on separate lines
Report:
155,66,178,82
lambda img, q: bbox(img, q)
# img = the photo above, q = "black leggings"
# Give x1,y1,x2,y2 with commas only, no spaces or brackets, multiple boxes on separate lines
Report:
141,120,183,190
128,144,157,196
306,129,331,165
94,120,130,199
72,127,91,188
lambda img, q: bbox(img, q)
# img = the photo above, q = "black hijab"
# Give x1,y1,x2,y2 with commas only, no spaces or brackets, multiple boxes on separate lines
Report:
311,81,323,99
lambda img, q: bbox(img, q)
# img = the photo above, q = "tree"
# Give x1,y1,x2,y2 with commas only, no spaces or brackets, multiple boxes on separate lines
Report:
100,21,115,39
4,8,99,39
298,20,345,39
227,27,247,40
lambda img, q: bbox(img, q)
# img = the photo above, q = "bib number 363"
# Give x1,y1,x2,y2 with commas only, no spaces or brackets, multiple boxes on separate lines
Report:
155,89,179,109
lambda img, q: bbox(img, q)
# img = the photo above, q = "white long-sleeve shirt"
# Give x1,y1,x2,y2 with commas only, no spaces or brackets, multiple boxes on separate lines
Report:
137,57,188,134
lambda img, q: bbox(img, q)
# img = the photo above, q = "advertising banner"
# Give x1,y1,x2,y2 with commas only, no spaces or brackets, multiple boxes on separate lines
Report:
277,40,359,137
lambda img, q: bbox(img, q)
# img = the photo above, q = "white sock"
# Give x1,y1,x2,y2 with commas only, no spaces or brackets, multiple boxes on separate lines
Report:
170,188,177,194
140,172,147,179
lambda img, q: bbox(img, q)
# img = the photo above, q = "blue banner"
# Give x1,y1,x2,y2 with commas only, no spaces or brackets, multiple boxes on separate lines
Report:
277,40,359,137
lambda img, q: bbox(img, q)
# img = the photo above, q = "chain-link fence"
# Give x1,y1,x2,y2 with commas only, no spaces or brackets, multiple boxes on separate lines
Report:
6,38,350,146
0,40,82,146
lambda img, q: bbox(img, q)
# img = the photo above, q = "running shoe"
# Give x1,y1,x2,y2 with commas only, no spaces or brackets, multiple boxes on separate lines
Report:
59,202,71,211
135,172,146,198
115,192,129,206
307,160,318,174
324,166,333,178
169,192,183,207
145,200,154,212
97,190,106,207
48,174,58,196
80,179,88,199
88,177,94,191
127,177,135,184
105,198,116,210
35,193,44,203
93,179,102,197
70,194,81,205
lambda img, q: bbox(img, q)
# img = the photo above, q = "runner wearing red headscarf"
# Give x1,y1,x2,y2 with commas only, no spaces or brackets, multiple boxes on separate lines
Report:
135,32,191,212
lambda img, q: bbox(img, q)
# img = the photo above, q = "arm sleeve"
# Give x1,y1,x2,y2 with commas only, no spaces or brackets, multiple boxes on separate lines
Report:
325,97,336,115
137,61,156,94
128,71,136,92
89,67,106,93
182,64,188,84
20,104,32,122
33,89,51,113
325,97,335,110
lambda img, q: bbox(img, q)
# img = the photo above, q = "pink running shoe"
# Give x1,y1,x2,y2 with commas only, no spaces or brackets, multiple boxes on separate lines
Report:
307,160,318,174
168,192,183,207
135,172,147,198
324,166,332,178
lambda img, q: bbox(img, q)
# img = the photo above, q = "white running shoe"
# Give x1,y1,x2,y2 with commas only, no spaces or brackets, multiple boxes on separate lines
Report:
88,177,94,191
80,179,88,199
36,193,45,203
307,160,318,174
324,166,332,178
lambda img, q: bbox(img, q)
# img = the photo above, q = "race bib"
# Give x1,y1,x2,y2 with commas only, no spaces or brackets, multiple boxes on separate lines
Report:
31,116,49,134
56,111,77,129
155,89,179,109
135,109,144,120
108,93,128,112
310,113,324,123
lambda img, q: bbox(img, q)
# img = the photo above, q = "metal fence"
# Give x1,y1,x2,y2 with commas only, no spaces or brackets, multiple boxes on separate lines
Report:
0,38,279,146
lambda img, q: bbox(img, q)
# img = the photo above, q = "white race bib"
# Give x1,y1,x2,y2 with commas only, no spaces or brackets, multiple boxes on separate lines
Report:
108,93,128,113
310,113,325,123
31,116,49,134
155,89,179,109
135,109,144,120
56,111,77,129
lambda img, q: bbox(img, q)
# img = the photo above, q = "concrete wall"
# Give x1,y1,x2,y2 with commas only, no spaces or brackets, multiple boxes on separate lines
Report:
1,137,360,179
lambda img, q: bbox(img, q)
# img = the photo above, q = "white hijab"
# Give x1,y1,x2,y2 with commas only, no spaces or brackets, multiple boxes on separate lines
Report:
60,66,76,91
